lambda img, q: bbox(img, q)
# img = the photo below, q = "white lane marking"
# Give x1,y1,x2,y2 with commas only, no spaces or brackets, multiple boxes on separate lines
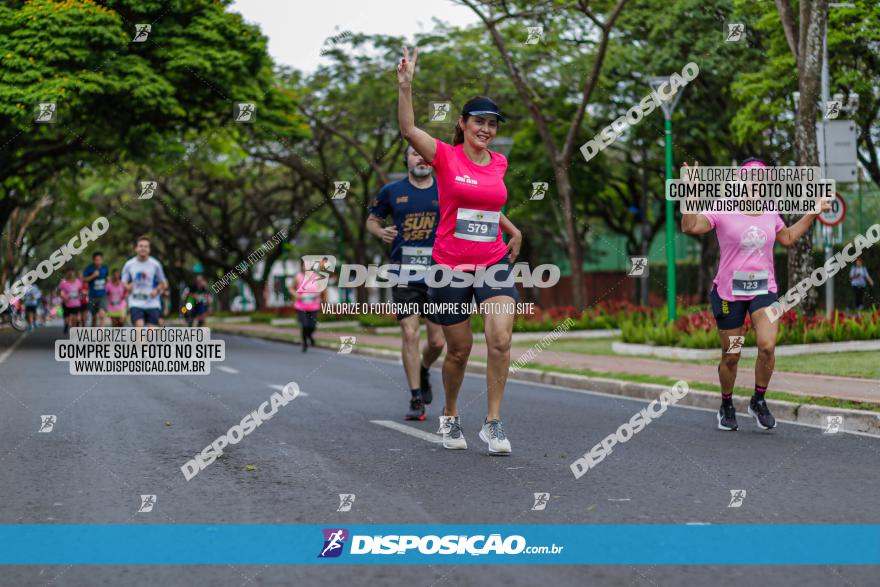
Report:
268,384,308,397
0,331,29,364
371,420,442,444
608,498,631,502
217,366,239,374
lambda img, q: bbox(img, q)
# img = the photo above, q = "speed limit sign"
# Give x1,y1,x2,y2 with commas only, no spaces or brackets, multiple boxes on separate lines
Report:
818,192,846,227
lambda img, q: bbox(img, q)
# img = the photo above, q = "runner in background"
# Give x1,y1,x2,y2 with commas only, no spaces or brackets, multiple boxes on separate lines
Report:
290,259,327,352
367,145,445,421
398,47,522,454
40,294,51,323
849,257,874,310
22,283,41,330
681,159,830,431
77,280,89,327
58,268,82,334
183,275,212,327
121,236,168,328
82,252,109,327
105,270,128,327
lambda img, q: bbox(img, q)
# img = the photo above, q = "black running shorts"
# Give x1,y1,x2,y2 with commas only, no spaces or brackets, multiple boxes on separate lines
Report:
427,255,519,326
710,286,778,330
391,281,435,322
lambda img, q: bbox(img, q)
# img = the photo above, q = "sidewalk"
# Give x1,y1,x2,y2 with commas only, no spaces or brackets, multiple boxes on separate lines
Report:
211,323,880,405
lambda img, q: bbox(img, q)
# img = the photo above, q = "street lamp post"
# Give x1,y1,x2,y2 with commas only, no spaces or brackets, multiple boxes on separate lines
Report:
650,77,685,321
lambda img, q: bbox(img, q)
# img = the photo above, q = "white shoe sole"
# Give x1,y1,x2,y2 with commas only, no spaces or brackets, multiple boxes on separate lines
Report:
716,410,738,431
442,437,467,450
747,406,776,430
478,429,511,455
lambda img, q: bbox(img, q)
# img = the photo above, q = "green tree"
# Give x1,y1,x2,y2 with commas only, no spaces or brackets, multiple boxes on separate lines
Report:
0,0,277,257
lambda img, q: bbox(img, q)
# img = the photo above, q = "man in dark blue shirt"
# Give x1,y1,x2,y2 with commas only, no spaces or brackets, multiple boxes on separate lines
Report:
82,252,109,327
367,145,445,421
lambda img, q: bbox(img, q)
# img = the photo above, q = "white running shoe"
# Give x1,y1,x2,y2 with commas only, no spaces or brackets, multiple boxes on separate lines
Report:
437,415,467,450
479,419,511,455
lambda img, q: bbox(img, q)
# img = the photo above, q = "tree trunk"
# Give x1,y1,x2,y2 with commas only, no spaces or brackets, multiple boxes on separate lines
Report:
247,278,266,311
555,171,585,309
790,0,827,314
217,287,232,312
356,283,369,304
0,196,17,253
352,234,370,304
779,0,828,315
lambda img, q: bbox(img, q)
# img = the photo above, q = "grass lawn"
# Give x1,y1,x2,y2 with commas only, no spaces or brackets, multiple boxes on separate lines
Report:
516,337,880,379
721,352,880,380
512,337,617,355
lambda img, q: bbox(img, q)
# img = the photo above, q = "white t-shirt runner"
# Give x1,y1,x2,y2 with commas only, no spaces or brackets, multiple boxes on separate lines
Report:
121,256,166,310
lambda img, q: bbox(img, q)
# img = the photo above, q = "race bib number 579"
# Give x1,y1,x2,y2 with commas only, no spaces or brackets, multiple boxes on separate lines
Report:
454,208,500,242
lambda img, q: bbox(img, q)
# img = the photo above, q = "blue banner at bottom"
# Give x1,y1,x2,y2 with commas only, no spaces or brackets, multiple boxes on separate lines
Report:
1,525,878,565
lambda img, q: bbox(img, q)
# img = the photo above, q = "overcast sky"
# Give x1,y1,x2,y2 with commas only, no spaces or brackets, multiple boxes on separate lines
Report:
229,0,480,73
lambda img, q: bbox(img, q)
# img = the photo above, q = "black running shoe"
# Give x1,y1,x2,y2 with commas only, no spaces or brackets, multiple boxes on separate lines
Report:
717,403,738,431
748,397,776,430
420,366,432,405
405,396,426,421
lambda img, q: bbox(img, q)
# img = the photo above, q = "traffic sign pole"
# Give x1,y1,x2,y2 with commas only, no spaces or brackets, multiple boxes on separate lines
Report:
664,117,676,321
824,226,833,315
818,192,847,315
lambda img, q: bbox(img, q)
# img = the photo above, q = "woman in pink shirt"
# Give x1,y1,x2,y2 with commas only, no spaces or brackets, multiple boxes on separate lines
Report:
57,269,83,334
682,159,829,432
290,258,327,353
105,270,128,327
398,46,522,455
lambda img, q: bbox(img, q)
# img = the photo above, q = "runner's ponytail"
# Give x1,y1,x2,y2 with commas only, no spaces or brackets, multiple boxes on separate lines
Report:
452,116,468,146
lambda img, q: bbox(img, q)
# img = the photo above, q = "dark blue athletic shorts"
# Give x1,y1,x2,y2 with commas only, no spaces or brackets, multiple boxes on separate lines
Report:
427,255,519,326
709,286,778,330
130,307,161,325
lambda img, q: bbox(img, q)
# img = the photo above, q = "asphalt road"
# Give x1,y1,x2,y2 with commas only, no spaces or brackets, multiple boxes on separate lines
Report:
1,325,878,586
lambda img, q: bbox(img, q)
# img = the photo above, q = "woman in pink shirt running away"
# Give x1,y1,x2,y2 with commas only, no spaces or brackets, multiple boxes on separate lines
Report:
682,158,830,432
105,270,128,327
398,46,522,455
290,257,328,353
57,268,83,334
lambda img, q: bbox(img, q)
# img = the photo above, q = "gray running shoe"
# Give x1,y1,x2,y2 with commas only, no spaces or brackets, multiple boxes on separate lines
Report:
479,419,511,455
717,403,738,431
748,397,777,430
437,415,467,450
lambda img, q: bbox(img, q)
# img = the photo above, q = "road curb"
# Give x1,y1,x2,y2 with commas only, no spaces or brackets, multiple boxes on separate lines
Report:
213,326,880,436
335,346,880,437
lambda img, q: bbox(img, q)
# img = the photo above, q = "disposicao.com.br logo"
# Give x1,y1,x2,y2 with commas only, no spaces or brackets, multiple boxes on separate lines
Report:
318,529,563,558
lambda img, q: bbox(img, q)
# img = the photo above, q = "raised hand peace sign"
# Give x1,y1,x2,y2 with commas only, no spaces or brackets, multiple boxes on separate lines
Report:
397,46,418,85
